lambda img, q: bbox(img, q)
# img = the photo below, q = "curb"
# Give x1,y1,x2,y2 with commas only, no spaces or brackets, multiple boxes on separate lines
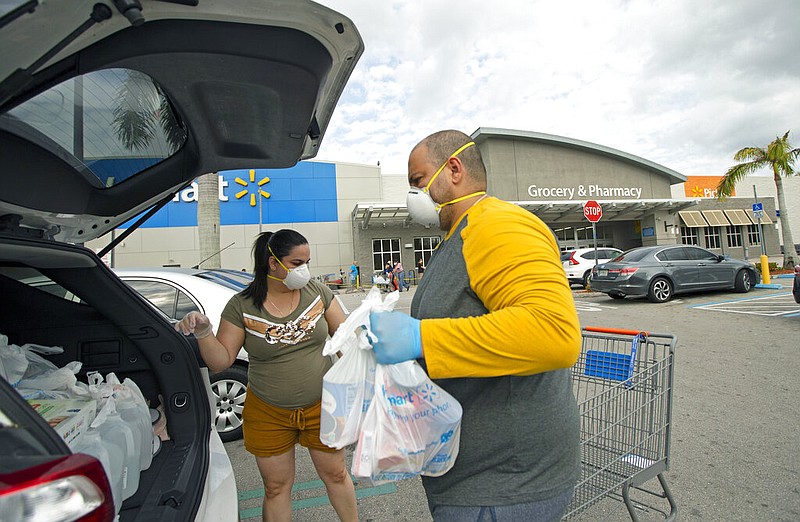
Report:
755,283,783,289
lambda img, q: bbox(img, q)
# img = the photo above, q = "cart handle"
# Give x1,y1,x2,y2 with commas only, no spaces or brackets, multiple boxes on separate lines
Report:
583,326,650,337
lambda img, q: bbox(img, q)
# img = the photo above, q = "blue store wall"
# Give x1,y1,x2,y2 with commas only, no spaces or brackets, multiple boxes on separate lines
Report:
122,162,338,228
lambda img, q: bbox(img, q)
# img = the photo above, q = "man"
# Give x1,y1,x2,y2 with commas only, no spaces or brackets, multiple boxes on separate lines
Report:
349,260,359,288
369,130,582,521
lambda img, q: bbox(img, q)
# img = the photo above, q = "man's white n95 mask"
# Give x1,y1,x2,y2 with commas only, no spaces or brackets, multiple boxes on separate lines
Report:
406,187,441,227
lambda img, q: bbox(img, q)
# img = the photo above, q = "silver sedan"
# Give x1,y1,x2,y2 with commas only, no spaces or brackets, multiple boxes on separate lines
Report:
590,245,759,303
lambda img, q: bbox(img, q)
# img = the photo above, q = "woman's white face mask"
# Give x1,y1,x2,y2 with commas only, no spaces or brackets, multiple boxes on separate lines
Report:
268,245,311,290
281,263,311,290
406,141,485,228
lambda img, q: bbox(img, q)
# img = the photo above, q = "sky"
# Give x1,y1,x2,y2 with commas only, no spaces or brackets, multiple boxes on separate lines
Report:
314,0,800,180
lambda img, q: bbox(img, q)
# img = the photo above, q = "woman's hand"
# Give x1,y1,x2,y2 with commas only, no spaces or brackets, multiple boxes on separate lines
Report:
175,311,213,339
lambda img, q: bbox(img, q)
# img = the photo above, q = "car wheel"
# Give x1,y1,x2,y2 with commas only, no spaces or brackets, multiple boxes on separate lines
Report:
647,277,673,303
582,271,592,288
733,269,752,293
609,293,626,300
209,364,248,442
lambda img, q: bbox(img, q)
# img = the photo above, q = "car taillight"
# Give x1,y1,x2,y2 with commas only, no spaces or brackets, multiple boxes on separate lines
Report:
610,267,639,276
568,252,580,265
0,454,114,522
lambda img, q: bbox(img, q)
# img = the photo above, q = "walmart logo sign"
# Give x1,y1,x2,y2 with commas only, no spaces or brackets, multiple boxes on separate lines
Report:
130,162,337,228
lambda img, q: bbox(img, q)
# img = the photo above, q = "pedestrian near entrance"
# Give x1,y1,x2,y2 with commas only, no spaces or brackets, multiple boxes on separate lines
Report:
394,260,410,291
384,260,397,291
369,130,582,521
349,260,359,287
417,258,425,279
175,229,357,522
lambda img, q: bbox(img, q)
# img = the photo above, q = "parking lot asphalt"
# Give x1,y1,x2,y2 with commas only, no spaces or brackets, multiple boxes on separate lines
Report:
225,281,800,522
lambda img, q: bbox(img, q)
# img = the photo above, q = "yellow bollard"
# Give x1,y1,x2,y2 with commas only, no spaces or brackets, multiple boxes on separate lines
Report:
759,255,771,285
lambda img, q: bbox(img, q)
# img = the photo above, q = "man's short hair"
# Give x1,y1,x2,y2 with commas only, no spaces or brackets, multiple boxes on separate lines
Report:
417,130,487,184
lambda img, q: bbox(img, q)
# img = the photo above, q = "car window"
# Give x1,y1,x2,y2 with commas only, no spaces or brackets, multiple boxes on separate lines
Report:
582,251,596,260
560,252,574,262
2,68,186,188
685,247,718,261
175,291,200,320
195,271,252,291
124,280,201,320
615,249,651,263
0,267,84,304
658,248,687,261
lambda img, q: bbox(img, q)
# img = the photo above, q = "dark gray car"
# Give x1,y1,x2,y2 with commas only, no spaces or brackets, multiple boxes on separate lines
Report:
590,245,760,303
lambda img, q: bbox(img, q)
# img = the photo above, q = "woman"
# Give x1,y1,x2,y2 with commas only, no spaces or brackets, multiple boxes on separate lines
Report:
176,229,357,522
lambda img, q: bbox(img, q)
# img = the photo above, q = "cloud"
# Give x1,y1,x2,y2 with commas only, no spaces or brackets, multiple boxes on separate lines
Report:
316,0,800,179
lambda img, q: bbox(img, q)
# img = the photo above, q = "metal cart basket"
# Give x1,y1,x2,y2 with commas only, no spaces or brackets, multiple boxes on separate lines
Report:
563,326,677,521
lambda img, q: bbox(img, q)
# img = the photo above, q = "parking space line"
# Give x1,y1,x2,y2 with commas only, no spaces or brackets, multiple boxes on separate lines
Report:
238,478,397,520
691,293,800,317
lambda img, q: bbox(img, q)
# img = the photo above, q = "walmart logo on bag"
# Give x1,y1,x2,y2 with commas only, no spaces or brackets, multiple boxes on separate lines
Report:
381,385,415,406
420,383,437,402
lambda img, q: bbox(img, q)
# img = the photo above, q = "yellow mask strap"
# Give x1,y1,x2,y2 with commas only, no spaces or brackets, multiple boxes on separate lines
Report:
437,190,486,210
424,141,476,193
267,244,290,281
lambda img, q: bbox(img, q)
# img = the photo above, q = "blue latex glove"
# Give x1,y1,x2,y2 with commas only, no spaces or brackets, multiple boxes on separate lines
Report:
368,311,422,364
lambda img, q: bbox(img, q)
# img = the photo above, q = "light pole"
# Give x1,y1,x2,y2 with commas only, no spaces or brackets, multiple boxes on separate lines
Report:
753,185,770,284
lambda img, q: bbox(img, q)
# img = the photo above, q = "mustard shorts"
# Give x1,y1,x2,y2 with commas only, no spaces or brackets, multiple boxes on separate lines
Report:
242,389,336,457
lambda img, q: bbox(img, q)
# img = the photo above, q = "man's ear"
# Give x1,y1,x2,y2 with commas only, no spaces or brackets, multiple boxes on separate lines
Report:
447,156,466,184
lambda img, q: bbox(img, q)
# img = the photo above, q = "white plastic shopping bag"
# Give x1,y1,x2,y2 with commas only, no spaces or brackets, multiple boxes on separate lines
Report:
320,287,399,449
351,361,462,484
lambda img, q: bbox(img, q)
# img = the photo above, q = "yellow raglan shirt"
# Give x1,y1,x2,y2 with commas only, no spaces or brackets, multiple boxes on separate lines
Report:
419,196,581,379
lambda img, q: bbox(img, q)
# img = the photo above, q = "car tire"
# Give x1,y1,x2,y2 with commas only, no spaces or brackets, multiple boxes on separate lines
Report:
209,364,248,442
647,277,673,303
582,271,592,288
609,293,626,300
733,269,752,293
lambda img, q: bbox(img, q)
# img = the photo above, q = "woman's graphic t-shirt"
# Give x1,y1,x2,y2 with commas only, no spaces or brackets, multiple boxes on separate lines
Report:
221,279,334,409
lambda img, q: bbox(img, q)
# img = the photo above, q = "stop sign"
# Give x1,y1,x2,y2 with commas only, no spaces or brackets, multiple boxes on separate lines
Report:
583,200,602,222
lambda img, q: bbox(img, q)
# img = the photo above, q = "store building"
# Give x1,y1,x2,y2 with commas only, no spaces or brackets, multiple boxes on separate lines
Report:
89,127,789,280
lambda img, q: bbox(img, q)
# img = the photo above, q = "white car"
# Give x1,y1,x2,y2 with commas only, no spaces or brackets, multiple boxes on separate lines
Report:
114,268,253,442
0,0,363,520
562,247,623,287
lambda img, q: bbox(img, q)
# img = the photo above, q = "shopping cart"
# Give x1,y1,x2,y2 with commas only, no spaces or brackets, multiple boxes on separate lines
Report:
563,326,678,521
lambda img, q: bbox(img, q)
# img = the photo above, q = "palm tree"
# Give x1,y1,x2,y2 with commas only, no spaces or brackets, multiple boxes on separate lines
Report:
112,70,221,268
197,173,221,268
717,131,798,268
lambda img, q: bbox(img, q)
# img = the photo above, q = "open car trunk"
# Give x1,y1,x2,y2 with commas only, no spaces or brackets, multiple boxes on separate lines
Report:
0,236,214,521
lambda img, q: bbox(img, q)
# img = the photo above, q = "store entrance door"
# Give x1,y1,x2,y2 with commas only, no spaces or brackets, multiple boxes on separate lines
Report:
553,222,614,252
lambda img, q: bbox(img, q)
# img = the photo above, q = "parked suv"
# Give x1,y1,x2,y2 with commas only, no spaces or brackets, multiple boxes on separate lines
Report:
562,247,623,287
0,1,363,520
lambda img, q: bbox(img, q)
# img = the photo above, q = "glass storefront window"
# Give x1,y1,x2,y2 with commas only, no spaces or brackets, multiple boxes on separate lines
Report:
681,226,699,246
704,226,721,249
747,225,761,245
372,238,400,271
413,236,440,267
727,226,743,248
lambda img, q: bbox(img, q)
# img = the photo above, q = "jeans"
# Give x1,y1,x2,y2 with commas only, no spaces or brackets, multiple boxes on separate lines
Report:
397,271,409,290
430,487,574,522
